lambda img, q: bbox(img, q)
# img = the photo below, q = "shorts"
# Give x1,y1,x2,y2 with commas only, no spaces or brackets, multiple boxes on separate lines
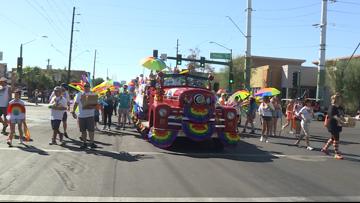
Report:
79,117,95,133
0,107,7,117
286,112,293,120
51,120,62,130
262,116,272,122
10,119,24,125
274,110,282,119
118,108,129,115
62,112,68,122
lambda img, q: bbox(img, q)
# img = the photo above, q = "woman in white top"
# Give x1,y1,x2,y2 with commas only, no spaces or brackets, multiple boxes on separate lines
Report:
258,96,275,143
294,99,314,150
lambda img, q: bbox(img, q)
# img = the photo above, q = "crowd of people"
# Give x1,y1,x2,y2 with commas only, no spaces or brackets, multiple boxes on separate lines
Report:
0,73,356,159
216,91,354,160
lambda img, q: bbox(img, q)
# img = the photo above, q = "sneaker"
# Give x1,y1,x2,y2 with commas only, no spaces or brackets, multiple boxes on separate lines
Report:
6,140,12,147
103,126,107,130
63,133,69,139
260,136,264,142
265,139,269,143
49,140,57,145
90,143,98,149
306,146,314,151
334,154,344,160
80,143,87,149
321,148,330,155
19,138,24,145
116,126,120,130
108,127,111,131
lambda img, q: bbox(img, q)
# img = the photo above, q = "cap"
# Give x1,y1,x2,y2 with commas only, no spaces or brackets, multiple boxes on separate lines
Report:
54,86,62,92
0,77,7,82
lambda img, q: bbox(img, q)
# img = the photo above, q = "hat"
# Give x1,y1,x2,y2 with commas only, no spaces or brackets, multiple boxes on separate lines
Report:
54,86,62,92
0,77,7,82
14,88,21,93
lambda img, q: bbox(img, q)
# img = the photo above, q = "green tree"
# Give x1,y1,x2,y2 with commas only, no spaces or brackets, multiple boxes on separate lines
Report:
326,59,360,113
186,48,214,73
22,66,55,97
93,77,105,86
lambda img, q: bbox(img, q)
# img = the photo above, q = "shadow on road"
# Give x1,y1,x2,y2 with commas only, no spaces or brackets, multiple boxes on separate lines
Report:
164,137,279,163
17,144,49,156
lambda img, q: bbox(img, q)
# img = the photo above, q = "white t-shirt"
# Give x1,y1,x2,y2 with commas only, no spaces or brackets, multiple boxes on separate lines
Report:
50,96,67,120
75,92,95,118
258,103,274,117
50,91,70,104
299,106,313,123
0,86,10,107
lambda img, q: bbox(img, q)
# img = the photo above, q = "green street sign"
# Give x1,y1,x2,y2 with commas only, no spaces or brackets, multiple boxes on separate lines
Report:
210,53,231,60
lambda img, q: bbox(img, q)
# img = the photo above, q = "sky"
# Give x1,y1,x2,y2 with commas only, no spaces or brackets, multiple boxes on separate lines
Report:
0,0,359,82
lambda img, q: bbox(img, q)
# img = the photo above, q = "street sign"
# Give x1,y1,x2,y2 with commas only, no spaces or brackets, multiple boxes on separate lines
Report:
210,53,231,60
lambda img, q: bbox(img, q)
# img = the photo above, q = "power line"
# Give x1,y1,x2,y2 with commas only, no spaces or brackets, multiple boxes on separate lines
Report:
256,2,321,12
335,0,360,6
328,9,360,15
255,11,319,21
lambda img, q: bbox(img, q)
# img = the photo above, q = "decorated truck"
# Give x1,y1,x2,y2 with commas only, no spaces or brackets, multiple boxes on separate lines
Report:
132,71,240,149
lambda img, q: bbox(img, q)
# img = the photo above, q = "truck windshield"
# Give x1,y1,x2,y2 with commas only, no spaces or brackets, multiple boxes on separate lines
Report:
163,74,208,89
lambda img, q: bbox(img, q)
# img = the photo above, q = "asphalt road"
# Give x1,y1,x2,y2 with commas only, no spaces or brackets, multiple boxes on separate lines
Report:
0,104,359,202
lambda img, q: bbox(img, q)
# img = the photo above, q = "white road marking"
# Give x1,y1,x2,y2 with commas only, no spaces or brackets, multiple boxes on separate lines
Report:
0,195,360,202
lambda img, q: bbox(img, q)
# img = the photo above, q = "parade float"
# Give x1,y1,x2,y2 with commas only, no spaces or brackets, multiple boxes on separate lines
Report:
132,71,240,149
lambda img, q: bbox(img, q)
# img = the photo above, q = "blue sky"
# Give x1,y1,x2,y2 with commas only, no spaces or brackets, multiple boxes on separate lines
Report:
0,0,359,82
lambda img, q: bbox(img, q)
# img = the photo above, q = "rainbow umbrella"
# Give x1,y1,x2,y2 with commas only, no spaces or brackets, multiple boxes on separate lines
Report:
229,90,250,102
141,57,167,71
254,87,281,97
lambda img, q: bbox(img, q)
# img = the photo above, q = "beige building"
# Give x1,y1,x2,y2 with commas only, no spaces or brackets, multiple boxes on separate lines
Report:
250,56,318,98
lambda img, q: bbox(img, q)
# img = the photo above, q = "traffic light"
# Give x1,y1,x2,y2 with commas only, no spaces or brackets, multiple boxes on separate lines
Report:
229,73,234,84
17,57,23,74
200,57,205,68
153,50,158,58
176,54,182,65
292,72,298,87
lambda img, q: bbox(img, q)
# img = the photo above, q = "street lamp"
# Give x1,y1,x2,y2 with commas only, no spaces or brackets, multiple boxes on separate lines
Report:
209,41,234,93
18,36,48,84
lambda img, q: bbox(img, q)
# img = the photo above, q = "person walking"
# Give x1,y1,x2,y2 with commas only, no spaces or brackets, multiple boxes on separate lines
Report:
117,85,131,130
282,99,295,135
293,98,303,139
258,96,274,143
49,87,67,145
271,97,282,136
0,77,11,135
71,83,98,149
6,89,26,147
321,94,347,160
294,99,314,150
103,90,114,131
243,96,257,134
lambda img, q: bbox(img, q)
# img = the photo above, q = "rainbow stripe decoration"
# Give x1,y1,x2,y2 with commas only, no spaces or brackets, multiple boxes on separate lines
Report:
148,128,178,148
183,105,213,123
218,131,240,146
182,122,214,141
7,103,26,117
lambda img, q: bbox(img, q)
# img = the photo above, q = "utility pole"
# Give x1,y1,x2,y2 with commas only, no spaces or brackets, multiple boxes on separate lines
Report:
245,0,252,90
176,39,179,68
92,49,97,86
67,6,76,84
316,0,328,101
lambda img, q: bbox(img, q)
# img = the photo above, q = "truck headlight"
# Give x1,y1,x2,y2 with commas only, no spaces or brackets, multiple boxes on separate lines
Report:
159,108,168,117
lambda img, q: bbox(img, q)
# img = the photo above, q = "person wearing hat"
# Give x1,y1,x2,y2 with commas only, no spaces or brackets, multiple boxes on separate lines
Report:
49,83,71,139
0,77,11,135
48,86,68,145
6,89,26,147
71,83,98,149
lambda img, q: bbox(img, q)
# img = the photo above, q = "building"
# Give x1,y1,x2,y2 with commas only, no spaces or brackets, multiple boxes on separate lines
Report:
0,63,7,78
250,56,318,99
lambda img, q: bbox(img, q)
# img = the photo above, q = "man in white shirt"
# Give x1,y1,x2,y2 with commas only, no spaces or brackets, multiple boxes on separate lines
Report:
49,87,67,145
0,77,11,135
49,83,71,139
71,83,98,149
